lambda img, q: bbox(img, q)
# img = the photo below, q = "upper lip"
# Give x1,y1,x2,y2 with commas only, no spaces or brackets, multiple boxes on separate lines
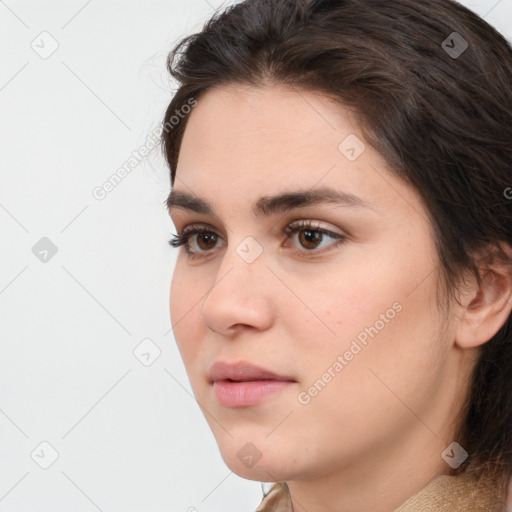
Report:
208,361,295,383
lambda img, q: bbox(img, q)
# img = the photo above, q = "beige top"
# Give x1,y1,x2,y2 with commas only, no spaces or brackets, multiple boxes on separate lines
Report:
256,472,512,512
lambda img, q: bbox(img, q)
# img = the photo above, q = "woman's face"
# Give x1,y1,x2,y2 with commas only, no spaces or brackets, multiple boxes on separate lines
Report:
168,83,468,484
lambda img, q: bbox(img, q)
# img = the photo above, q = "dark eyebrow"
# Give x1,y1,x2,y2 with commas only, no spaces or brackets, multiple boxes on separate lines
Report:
166,186,372,218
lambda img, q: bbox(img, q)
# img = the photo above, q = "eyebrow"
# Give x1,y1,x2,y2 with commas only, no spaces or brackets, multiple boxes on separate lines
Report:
167,186,373,219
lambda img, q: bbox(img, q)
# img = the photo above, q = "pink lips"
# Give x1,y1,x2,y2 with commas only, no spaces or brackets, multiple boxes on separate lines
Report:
208,361,296,408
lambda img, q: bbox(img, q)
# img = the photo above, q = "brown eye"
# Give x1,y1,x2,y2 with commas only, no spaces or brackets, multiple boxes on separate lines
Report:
196,232,218,251
298,229,323,249
170,220,346,259
284,220,347,256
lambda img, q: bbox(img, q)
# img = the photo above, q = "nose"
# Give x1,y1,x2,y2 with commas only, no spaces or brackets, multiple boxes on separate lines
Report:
200,241,275,337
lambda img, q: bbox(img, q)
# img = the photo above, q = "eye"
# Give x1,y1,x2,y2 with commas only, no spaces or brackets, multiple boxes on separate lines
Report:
168,220,347,258
168,224,224,257
283,220,347,255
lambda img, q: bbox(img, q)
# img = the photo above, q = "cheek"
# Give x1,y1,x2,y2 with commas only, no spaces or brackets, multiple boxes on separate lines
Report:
169,263,205,364
299,256,445,409
294,243,443,389
292,265,404,354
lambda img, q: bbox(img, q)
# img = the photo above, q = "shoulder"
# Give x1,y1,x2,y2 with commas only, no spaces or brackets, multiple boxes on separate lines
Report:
255,483,292,512
254,473,512,511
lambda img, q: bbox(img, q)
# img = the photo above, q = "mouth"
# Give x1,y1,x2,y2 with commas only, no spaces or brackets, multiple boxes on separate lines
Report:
208,361,296,408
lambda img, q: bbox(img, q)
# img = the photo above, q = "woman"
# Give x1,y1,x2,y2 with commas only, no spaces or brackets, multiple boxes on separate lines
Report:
161,0,512,510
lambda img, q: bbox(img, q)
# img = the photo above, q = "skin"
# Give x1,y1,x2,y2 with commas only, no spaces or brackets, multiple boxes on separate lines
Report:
167,83,511,512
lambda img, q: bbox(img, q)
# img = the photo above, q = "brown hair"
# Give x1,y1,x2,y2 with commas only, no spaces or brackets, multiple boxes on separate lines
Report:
161,0,512,496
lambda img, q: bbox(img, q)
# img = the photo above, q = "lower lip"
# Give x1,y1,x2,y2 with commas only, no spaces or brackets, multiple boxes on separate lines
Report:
212,380,294,407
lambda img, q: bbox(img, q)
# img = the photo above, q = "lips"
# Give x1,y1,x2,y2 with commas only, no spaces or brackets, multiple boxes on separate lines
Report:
207,360,295,384
208,361,296,407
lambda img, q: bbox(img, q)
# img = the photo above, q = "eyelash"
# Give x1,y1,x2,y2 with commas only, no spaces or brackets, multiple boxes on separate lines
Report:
168,220,347,259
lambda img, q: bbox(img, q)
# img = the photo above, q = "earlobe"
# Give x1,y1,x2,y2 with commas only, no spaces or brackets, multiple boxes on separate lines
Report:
454,247,512,349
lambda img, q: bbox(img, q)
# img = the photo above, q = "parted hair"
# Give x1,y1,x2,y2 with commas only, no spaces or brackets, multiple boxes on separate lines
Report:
161,0,512,496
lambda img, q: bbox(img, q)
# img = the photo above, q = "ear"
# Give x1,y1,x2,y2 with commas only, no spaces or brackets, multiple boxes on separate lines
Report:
454,244,512,349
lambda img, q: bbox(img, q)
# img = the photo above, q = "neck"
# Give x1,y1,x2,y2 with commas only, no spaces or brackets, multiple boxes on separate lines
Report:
287,427,451,512
287,346,475,512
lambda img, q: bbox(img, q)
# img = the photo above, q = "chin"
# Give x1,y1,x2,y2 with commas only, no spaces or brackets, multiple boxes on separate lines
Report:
214,434,299,482
222,450,293,482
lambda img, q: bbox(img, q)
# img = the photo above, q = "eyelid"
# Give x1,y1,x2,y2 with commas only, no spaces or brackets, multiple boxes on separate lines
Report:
285,219,345,237
171,219,348,259
181,222,221,236
179,219,344,241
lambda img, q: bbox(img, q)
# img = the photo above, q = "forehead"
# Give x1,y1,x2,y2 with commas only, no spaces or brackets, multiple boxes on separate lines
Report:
178,84,361,185
174,83,423,221
180,83,353,161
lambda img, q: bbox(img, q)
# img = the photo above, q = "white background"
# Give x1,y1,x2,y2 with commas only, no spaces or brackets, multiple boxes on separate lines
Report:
0,1,511,511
